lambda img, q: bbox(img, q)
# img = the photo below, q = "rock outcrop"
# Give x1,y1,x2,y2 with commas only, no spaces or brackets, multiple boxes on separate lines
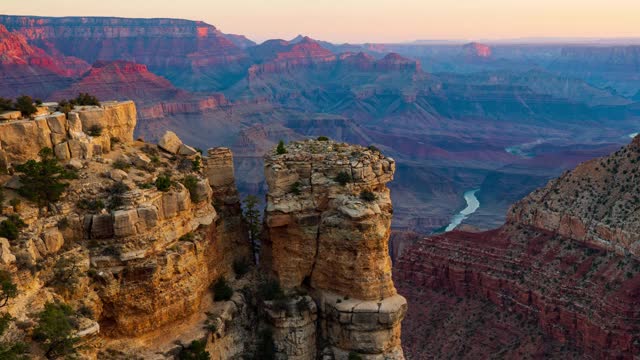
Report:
0,100,254,358
510,135,640,256
395,136,640,359
0,100,136,168
262,139,407,359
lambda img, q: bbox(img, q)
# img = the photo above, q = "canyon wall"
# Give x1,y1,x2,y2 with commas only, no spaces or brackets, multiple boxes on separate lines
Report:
395,136,640,359
510,135,640,256
262,139,407,359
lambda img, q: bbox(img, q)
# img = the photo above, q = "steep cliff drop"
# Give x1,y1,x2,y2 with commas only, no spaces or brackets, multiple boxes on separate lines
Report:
261,139,407,359
396,136,640,359
0,100,259,358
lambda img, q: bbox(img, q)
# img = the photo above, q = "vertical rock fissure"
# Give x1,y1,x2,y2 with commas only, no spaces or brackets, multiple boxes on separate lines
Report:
307,162,321,285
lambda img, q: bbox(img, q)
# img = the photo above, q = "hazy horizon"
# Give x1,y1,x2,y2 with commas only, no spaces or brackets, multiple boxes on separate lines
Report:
2,0,640,44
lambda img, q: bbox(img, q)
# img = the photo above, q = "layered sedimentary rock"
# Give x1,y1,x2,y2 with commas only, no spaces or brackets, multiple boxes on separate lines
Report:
0,100,255,358
395,136,640,359
0,100,135,168
262,139,406,359
248,37,337,78
0,24,86,98
205,147,253,271
510,135,640,256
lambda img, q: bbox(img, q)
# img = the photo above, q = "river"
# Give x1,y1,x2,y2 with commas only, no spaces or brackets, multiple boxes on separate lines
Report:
445,189,480,232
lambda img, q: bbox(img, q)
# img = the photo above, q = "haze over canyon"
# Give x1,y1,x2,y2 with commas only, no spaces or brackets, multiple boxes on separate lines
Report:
0,11,638,359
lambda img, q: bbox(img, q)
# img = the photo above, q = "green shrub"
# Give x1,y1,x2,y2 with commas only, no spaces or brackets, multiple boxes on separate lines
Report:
204,311,218,332
87,124,103,137
8,198,19,209
182,175,200,202
33,302,79,359
334,171,351,186
56,100,73,114
191,156,202,172
49,255,83,291
317,136,329,141
367,145,380,153
15,148,73,206
290,181,302,195
348,352,364,360
212,277,233,301
0,215,26,241
14,96,37,117
0,97,14,112
179,232,194,242
0,311,27,358
258,279,285,301
155,174,172,192
276,140,287,155
77,199,105,212
178,340,210,360
360,190,377,202
0,270,17,308
71,93,100,106
109,181,130,195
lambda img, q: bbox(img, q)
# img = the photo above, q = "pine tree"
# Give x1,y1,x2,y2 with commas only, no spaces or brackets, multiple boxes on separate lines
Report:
276,140,287,155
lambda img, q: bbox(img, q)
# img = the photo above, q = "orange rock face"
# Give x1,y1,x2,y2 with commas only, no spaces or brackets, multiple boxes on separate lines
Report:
262,139,406,359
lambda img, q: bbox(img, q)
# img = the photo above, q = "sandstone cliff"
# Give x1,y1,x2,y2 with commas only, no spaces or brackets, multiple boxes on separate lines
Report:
0,100,136,169
262,139,407,359
0,101,254,358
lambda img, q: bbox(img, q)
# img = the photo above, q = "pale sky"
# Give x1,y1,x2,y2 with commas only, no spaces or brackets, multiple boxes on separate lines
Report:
2,0,639,43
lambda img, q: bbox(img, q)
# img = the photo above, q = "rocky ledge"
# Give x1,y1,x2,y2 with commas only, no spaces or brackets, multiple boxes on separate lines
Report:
261,139,406,359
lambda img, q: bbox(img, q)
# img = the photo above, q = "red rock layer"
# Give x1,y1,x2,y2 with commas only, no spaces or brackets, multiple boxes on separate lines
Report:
396,225,640,359
0,24,89,98
374,53,422,72
338,52,421,73
52,60,179,101
248,37,337,77
0,16,247,69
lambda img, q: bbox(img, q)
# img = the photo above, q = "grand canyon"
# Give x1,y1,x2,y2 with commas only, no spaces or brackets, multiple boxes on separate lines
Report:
0,7,638,360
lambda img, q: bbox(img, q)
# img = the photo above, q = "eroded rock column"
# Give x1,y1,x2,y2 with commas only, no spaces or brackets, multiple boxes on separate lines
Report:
262,140,407,359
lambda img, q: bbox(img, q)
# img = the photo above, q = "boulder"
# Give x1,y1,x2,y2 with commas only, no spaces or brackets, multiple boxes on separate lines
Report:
178,144,198,156
158,131,182,154
131,153,151,167
42,228,64,254
4,176,22,190
110,169,128,182
68,159,83,170
0,238,15,264
0,111,21,121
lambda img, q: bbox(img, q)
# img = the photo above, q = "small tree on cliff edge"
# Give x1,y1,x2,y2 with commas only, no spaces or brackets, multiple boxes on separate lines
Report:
276,140,287,155
243,195,261,261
